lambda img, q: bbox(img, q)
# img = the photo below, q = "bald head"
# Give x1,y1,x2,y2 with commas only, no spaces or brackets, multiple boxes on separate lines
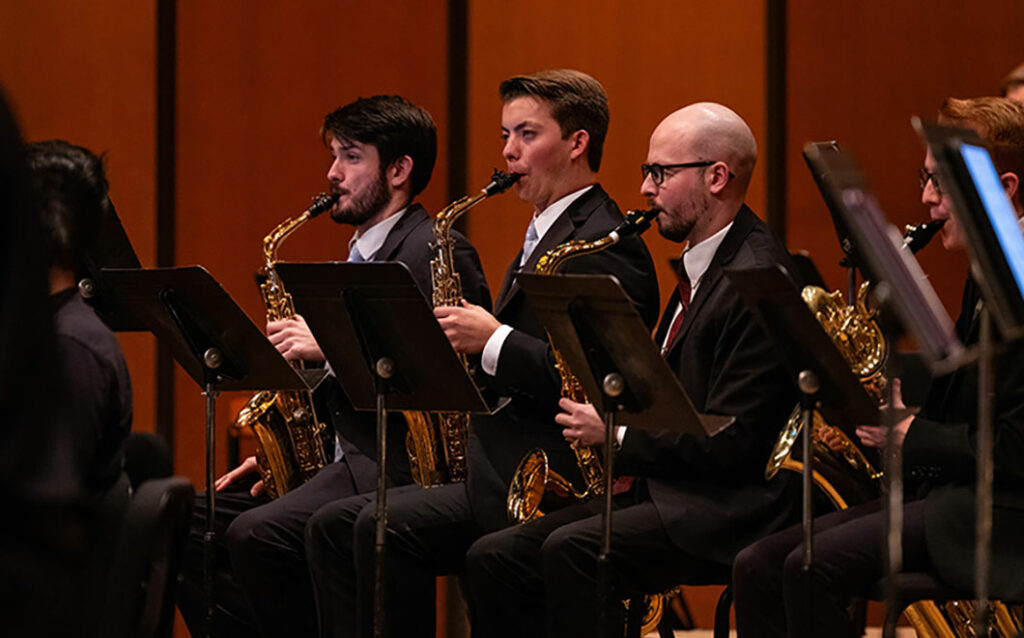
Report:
652,102,757,190
643,103,757,245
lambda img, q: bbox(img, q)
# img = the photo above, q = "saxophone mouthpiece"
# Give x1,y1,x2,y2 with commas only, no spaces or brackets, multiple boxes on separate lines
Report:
485,170,523,196
308,192,340,218
903,218,946,253
613,208,659,238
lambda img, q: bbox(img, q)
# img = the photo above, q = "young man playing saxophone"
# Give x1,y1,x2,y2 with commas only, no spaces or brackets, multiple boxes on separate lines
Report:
304,68,660,638
731,97,1024,638
176,95,490,638
463,102,802,638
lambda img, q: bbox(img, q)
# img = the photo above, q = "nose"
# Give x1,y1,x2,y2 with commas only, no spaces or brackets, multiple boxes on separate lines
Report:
503,136,519,162
327,157,343,184
921,179,940,207
640,172,656,198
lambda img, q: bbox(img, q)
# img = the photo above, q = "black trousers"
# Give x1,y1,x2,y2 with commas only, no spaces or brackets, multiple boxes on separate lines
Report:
306,482,479,638
731,498,930,638
464,486,730,638
178,474,266,638
178,461,360,638
225,461,360,638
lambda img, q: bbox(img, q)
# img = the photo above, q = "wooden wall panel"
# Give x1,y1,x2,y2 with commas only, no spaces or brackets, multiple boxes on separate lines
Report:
465,0,768,313
0,1,159,432
464,0,767,627
787,1,1024,315
173,0,451,488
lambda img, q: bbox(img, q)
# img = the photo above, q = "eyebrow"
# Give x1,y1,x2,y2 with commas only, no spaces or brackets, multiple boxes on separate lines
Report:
501,120,540,134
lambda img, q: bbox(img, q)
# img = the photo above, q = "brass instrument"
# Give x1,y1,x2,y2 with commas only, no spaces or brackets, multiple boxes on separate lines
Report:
503,208,664,636
507,207,659,522
766,218,1022,636
231,192,338,498
402,170,521,486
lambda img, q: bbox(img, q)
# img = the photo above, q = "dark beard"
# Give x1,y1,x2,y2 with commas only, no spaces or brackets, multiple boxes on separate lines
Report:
656,215,695,243
329,169,390,226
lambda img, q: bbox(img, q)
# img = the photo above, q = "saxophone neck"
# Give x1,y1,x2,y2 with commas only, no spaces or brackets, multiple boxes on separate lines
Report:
263,210,311,266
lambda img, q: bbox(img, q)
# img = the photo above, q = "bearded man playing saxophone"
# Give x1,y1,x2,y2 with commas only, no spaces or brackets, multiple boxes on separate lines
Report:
176,95,490,638
305,68,660,638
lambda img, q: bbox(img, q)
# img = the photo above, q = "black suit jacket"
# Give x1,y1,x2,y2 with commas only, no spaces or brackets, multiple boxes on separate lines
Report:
903,276,1024,600
317,204,492,493
467,184,660,532
617,206,800,565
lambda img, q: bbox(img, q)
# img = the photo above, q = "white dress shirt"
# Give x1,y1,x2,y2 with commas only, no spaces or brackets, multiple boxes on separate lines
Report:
481,185,594,375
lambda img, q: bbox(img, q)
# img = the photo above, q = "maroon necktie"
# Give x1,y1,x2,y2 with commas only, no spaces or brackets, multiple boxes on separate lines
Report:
661,264,692,353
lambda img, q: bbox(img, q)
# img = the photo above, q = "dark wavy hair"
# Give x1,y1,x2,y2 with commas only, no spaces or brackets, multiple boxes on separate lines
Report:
321,95,437,197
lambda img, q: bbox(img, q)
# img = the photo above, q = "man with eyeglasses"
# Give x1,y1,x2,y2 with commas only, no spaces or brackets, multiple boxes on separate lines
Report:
462,102,801,637
731,96,1024,638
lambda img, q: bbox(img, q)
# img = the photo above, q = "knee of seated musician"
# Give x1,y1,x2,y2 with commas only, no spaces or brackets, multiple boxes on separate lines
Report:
224,505,288,566
733,539,783,599
305,498,361,558
541,520,598,573
464,531,516,585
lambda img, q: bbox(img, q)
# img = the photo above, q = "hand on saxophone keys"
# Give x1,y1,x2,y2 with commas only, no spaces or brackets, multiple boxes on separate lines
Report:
555,397,606,447
433,299,501,354
267,315,325,362
855,378,913,449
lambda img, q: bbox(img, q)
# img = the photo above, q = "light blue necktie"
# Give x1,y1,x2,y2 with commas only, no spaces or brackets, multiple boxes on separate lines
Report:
520,217,540,267
348,243,365,263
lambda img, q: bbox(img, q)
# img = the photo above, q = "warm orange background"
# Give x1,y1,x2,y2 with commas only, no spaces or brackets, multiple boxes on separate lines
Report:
3,1,1023,634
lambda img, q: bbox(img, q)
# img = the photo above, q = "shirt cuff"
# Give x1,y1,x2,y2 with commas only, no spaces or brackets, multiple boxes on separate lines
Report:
615,426,627,446
481,324,514,376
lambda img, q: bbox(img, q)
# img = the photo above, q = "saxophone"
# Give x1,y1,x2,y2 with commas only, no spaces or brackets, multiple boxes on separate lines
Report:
402,170,521,486
506,207,659,522
231,192,338,499
766,218,1022,637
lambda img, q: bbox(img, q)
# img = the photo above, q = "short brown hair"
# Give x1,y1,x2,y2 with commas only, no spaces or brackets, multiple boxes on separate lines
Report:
499,69,609,172
939,96,1024,207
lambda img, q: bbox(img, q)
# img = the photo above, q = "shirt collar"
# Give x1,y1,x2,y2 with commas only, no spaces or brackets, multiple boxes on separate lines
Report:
531,185,593,242
348,207,408,261
681,221,733,288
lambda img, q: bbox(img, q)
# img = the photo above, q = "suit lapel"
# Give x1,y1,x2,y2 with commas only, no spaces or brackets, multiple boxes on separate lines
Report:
492,185,606,316
662,206,757,356
373,204,428,262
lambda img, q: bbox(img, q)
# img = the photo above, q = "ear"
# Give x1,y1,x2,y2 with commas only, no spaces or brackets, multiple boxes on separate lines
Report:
567,129,590,163
388,155,414,190
1000,171,1019,203
706,161,732,196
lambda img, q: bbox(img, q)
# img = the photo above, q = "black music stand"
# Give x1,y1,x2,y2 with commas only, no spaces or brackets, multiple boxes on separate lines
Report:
915,119,1024,635
804,144,972,637
100,266,311,638
726,264,885,635
517,272,731,638
276,261,492,638
78,198,146,332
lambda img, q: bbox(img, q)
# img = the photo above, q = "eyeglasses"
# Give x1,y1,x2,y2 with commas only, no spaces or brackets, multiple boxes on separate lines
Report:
918,168,942,195
641,161,733,186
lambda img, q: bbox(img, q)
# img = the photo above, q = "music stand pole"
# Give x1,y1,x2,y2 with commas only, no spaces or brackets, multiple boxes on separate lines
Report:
797,369,820,636
202,357,220,638
881,319,904,638
975,307,994,637
597,373,624,638
373,358,394,638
